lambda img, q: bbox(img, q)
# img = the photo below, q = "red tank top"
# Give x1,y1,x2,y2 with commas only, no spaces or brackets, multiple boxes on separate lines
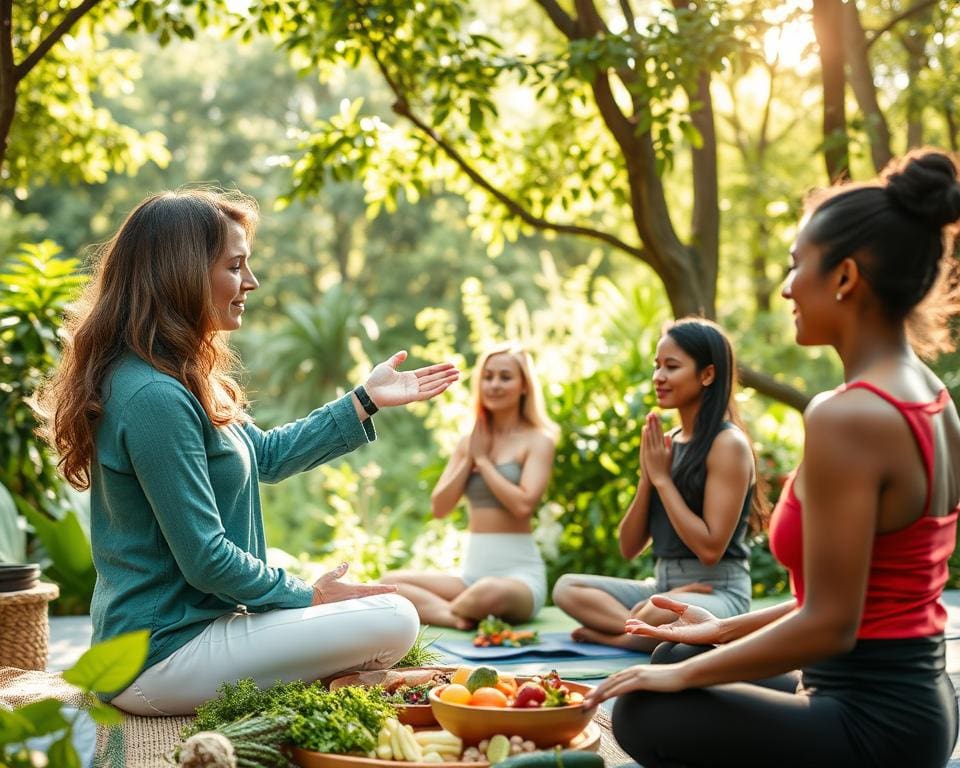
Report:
768,381,958,639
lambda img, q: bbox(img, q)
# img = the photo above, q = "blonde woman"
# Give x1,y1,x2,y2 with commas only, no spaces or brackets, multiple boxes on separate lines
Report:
383,343,558,629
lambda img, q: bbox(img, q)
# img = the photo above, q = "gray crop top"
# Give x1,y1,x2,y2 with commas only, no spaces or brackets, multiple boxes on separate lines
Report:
465,461,523,509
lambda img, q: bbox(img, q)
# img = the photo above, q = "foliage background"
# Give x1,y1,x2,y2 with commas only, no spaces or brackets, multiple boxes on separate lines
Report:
2,0,959,613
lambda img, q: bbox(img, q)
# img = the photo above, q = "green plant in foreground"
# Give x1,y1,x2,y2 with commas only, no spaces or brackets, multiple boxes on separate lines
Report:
184,678,313,738
286,686,396,755
0,630,149,766
393,626,442,668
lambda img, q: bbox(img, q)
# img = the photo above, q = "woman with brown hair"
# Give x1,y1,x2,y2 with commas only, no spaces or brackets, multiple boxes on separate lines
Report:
585,149,960,768
36,189,459,715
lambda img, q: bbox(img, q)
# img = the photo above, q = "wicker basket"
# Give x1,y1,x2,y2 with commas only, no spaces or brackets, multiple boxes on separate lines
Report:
0,582,60,671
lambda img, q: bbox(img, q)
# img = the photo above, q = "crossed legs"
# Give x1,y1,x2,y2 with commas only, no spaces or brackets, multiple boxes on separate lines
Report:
381,570,535,629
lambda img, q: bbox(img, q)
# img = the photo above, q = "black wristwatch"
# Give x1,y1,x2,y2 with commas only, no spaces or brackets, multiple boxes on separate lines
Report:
353,384,379,416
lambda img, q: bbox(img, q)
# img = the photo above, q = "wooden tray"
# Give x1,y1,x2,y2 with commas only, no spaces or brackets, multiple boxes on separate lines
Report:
290,720,601,768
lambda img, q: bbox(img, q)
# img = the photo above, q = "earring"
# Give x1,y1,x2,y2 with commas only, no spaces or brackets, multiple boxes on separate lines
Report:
836,292,843,302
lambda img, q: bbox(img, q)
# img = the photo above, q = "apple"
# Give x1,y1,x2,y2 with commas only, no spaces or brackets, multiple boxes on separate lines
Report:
513,682,547,708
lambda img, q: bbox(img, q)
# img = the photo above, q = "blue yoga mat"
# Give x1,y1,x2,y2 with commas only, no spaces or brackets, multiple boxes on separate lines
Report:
433,631,646,660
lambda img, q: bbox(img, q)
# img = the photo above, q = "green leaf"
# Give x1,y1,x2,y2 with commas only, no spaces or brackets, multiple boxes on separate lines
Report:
63,630,150,695
0,707,34,743
87,702,124,727
47,734,82,768
19,505,94,591
468,98,483,132
11,699,69,737
0,482,25,563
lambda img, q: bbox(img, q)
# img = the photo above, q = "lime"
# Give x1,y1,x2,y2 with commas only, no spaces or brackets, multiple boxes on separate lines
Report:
465,666,499,693
485,734,511,764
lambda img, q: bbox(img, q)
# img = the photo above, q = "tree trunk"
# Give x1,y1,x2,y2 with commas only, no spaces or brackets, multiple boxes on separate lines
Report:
687,69,720,316
899,3,934,150
0,0,15,176
945,103,959,152
812,0,849,181
842,1,893,173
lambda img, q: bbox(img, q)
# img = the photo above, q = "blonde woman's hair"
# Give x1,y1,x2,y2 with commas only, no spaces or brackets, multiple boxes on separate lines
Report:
35,188,259,490
471,342,559,442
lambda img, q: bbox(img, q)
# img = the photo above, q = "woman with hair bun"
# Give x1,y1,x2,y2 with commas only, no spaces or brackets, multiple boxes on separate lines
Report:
382,343,558,629
553,317,764,651
35,189,459,715
586,149,960,768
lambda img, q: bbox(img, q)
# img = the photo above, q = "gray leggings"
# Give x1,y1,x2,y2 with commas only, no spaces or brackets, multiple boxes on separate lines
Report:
555,557,751,619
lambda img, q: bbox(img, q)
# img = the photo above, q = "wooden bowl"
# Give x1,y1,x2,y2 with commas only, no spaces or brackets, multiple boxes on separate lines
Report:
428,679,597,748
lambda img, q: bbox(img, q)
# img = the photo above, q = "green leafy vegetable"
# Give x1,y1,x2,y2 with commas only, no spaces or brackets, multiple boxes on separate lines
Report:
286,686,396,755
184,678,313,738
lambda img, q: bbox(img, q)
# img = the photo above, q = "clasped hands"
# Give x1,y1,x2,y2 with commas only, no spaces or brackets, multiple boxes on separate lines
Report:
640,411,673,487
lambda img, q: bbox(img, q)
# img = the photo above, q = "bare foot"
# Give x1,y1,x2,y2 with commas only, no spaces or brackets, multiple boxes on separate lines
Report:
454,615,477,631
571,626,656,652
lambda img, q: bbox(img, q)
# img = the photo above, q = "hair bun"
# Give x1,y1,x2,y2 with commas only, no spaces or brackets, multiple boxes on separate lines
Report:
885,151,960,228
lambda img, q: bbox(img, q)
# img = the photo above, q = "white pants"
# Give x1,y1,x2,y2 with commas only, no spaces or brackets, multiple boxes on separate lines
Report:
112,594,419,715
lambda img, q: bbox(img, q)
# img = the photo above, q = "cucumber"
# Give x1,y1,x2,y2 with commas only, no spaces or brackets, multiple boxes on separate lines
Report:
495,749,606,768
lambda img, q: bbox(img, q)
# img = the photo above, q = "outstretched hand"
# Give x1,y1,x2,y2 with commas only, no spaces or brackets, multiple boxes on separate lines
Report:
624,594,724,646
312,562,398,606
629,582,713,617
363,350,460,409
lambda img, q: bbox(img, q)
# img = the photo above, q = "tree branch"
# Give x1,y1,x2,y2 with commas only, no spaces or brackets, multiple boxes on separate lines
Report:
574,0,609,35
757,49,780,159
865,0,940,50
354,6,648,263
534,0,577,39
0,0,17,170
842,1,892,172
391,98,648,260
812,0,848,182
16,0,104,80
0,0,12,80
619,0,637,32
738,365,811,412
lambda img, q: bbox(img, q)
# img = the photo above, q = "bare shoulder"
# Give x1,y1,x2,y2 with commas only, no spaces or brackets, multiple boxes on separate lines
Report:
522,428,557,459
706,427,753,471
804,387,905,454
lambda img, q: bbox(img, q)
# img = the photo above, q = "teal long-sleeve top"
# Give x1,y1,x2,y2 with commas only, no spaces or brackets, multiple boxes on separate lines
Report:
90,352,376,676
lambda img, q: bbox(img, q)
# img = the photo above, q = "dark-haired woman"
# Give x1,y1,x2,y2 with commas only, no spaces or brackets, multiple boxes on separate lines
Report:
35,189,459,715
553,318,765,651
585,149,960,768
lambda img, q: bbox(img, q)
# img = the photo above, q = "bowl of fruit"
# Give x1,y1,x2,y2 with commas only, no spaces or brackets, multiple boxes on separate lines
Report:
428,667,596,748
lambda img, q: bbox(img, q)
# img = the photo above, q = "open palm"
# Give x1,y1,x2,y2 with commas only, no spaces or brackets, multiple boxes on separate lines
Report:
624,595,724,646
364,351,460,408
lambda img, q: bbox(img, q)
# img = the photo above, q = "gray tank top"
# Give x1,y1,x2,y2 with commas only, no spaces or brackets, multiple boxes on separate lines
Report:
648,424,753,561
465,461,523,509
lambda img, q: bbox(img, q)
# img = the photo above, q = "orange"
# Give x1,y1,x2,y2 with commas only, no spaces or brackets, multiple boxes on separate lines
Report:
469,686,509,707
495,679,517,697
439,683,473,704
451,666,474,686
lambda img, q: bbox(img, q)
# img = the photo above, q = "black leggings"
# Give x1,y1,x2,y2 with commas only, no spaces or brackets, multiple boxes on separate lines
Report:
611,637,958,768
